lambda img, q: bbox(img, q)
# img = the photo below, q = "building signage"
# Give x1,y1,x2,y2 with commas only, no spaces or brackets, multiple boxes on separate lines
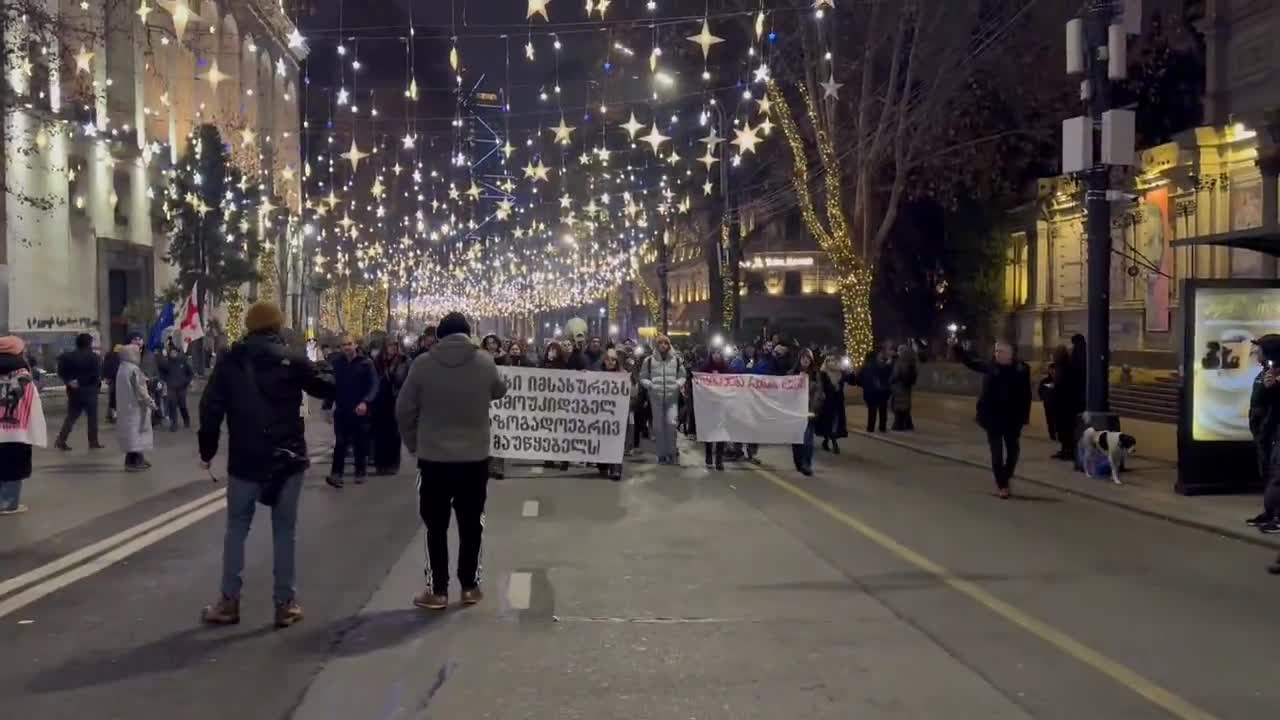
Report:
745,255,815,270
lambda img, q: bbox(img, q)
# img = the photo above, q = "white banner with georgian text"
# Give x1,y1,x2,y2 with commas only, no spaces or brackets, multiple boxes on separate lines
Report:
692,372,809,444
490,366,632,464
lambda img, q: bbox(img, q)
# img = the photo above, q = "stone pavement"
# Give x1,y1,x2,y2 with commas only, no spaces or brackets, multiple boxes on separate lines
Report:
859,391,1273,550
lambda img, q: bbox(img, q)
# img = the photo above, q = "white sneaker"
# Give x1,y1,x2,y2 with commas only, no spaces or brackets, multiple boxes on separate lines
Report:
0,504,29,515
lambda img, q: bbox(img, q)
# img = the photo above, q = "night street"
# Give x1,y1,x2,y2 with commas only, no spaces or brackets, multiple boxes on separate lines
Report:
1,429,1275,719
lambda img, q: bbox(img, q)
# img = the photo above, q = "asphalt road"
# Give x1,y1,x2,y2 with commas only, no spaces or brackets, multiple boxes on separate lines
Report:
1,427,1277,719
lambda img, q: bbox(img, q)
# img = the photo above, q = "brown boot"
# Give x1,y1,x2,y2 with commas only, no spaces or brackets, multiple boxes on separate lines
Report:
413,589,448,610
200,596,240,625
274,600,304,628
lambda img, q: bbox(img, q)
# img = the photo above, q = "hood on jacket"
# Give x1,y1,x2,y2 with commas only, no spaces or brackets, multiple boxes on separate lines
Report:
432,334,480,368
226,331,288,364
119,345,142,365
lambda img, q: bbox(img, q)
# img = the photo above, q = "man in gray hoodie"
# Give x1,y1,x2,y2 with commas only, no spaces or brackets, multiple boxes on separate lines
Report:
396,312,507,610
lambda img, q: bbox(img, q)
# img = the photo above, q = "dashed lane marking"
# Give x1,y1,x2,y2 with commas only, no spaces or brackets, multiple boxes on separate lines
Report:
507,572,532,610
750,465,1219,720
521,500,540,518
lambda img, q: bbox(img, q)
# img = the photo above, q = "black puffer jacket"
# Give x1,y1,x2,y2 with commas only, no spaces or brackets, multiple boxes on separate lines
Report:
961,351,1032,433
198,331,335,481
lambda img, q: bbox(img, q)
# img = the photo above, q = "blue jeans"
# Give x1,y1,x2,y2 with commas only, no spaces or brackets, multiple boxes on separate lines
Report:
220,473,304,605
792,420,815,471
0,480,22,511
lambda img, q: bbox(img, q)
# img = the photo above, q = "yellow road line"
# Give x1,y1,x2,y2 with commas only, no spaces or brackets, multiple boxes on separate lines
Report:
751,466,1219,720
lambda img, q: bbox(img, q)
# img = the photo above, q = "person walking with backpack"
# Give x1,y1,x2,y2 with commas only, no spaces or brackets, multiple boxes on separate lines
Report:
54,332,104,451
0,336,47,515
640,334,684,465
397,313,507,609
198,302,335,628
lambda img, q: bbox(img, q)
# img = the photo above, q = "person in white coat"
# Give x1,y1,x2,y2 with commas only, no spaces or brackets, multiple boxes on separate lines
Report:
639,334,685,465
115,344,157,471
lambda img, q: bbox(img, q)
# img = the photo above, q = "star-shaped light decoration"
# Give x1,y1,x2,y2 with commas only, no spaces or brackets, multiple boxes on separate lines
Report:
700,127,725,150
759,117,775,136
527,0,551,21
495,198,514,220
136,0,153,23
336,87,350,105
753,63,770,84
703,179,715,196
594,0,611,17
755,10,766,40
392,162,403,176
641,123,670,155
699,147,719,172
578,152,593,166
620,112,645,140
596,146,612,164
337,213,356,233
466,181,482,201
199,60,230,90
522,160,538,180
448,184,461,200
732,121,762,154
687,19,724,61
159,0,194,41
280,165,296,183
288,28,305,50
584,198,600,218
559,193,573,210
550,117,576,145
499,177,517,194
324,190,342,209
500,140,516,160
370,178,385,199
525,41,535,61
821,73,843,100
757,96,773,116
402,133,416,150
341,139,370,172
239,128,256,147
667,148,681,166
275,57,287,78
74,45,94,75
679,196,691,214
531,160,551,182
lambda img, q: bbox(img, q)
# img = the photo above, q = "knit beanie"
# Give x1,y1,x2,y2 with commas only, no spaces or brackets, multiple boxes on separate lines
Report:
437,312,471,338
0,335,25,356
245,302,285,333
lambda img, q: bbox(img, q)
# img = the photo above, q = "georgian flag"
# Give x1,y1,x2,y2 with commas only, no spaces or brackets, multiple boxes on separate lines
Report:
179,285,204,349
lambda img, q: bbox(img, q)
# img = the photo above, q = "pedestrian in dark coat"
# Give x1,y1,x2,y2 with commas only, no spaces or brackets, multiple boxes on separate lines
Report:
817,354,851,452
791,348,824,476
890,345,918,431
959,341,1032,498
158,345,193,431
198,302,336,628
372,337,410,475
323,335,379,487
54,332,103,450
858,343,894,433
102,344,122,423
700,348,731,470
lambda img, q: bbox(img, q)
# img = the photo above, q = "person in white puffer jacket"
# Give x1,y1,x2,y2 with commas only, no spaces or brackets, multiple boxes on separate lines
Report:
639,334,685,465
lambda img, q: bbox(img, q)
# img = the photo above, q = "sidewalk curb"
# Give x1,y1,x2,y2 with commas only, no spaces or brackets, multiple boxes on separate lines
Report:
852,430,1280,553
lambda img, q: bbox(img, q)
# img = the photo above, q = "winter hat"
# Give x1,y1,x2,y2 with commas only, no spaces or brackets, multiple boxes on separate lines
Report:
0,335,25,356
245,301,285,333
437,312,471,338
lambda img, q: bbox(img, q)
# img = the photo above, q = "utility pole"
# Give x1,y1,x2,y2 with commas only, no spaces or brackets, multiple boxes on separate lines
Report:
658,224,670,335
1084,0,1114,418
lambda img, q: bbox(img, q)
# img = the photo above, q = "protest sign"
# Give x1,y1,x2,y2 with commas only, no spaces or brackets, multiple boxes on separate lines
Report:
490,366,632,463
692,372,809,444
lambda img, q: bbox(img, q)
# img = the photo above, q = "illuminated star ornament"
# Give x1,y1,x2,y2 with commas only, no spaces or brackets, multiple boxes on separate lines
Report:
136,0,153,23
732,121,762,154
159,0,194,41
687,19,724,61
495,198,514,220
199,60,230,89
370,179,385,199
501,140,517,160
341,139,370,172
531,160,551,182
74,45,94,75
239,128,256,147
466,182,482,201
699,146,719,172
287,28,305,50
700,127,725,150
620,112,645,140
641,123,670,155
527,0,551,21
821,73,844,100
550,117,576,145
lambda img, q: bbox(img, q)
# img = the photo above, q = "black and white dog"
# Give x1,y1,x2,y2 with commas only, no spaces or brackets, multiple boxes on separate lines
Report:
1081,428,1138,484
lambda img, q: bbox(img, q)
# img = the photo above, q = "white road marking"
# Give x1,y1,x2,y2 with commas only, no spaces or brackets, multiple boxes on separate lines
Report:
0,499,226,619
530,467,544,476
0,489,226,599
521,500,540,518
507,572,532,610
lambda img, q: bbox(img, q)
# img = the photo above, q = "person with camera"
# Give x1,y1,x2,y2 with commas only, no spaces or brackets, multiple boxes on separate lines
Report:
197,302,335,628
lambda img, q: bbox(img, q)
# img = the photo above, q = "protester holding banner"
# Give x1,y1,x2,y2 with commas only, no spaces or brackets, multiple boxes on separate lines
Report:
540,342,571,470
791,348,824,476
482,334,508,480
595,350,627,481
701,347,731,471
816,354,851,454
640,335,685,465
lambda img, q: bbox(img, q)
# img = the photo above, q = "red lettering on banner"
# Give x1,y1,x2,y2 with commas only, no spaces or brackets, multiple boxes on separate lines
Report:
693,373,805,391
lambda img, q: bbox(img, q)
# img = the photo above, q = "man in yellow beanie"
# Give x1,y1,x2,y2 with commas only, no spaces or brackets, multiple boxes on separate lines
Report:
198,301,336,628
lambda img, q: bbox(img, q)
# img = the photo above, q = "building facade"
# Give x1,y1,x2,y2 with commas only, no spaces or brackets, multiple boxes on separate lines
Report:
634,205,843,345
1,0,304,358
